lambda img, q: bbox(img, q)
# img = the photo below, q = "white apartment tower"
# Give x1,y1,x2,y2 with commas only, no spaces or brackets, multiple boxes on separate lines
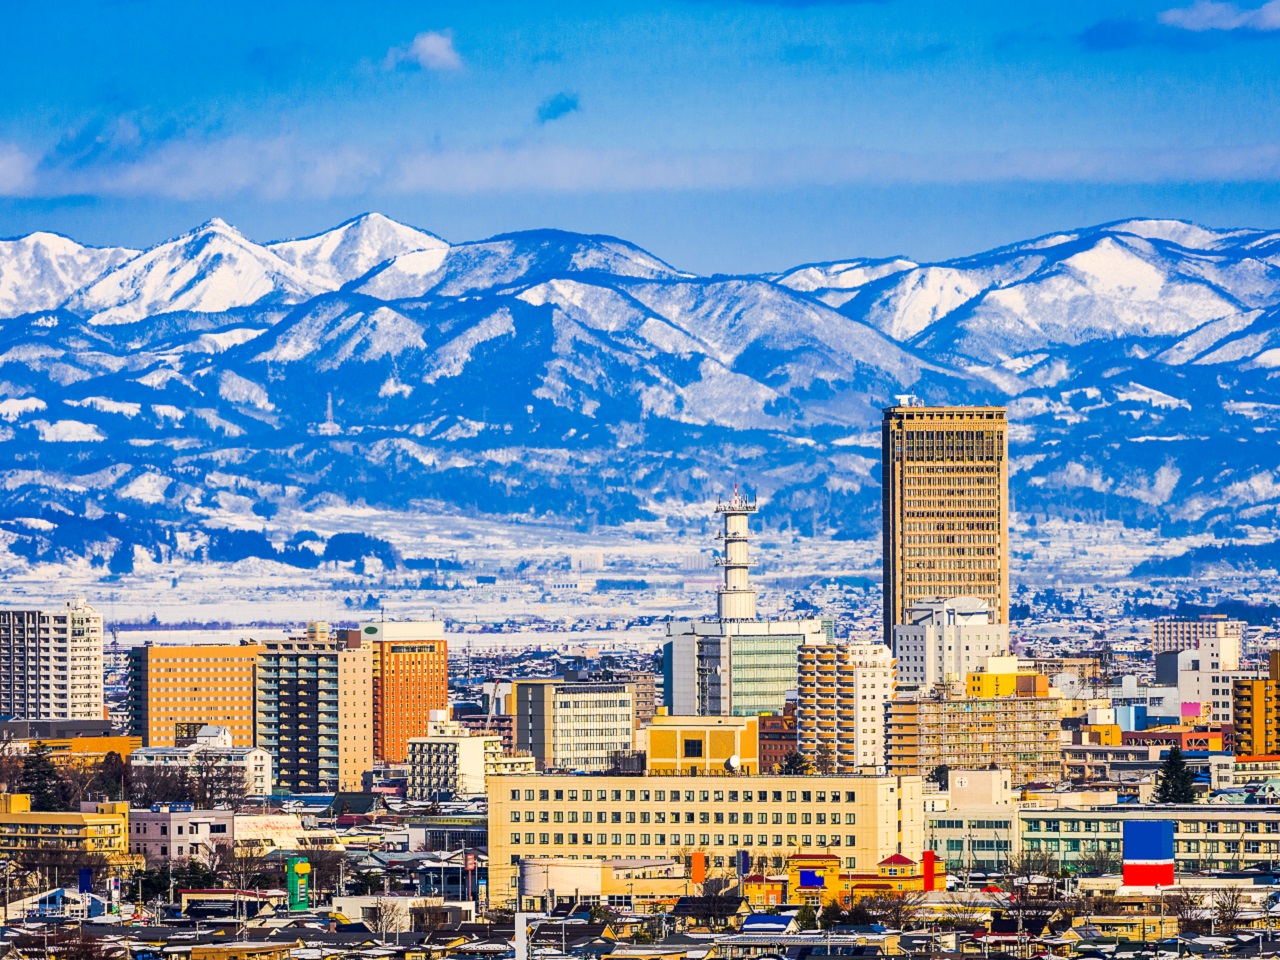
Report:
892,596,1009,689
0,598,104,720
797,640,895,773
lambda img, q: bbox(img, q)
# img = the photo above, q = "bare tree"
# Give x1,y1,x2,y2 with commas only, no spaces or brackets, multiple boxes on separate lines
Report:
129,764,191,806
1073,846,1121,877
1213,887,1245,933
368,896,407,940
209,840,272,890
59,758,105,808
813,743,836,775
188,751,248,809
941,891,987,929
863,890,927,930
0,742,27,793
1167,890,1208,935
302,847,349,897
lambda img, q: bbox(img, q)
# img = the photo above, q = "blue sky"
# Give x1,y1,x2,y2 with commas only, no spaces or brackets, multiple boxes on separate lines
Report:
3,0,1280,272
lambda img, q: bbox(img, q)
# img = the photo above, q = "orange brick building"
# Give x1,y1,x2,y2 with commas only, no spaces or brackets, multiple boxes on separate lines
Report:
340,621,449,763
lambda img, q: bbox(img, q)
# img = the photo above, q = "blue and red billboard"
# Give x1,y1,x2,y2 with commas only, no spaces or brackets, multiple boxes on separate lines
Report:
1122,820,1174,887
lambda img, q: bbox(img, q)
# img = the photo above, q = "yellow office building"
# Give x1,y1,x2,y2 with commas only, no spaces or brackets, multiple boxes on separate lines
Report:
487,773,923,907
640,712,759,775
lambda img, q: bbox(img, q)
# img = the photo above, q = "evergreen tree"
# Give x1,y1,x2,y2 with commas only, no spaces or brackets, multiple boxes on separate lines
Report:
795,904,818,930
1155,745,1196,803
19,741,67,811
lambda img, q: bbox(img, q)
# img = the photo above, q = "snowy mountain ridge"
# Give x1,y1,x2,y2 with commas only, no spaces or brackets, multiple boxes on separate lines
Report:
1,213,1279,581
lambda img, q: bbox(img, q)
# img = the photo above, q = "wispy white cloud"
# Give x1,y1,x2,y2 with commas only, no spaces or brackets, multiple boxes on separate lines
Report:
384,30,463,71
1159,0,1280,31
0,144,36,194
9,135,1280,201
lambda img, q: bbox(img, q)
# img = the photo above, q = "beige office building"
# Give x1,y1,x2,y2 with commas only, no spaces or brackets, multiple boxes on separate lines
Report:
797,641,895,773
881,401,1008,639
487,772,923,907
1153,614,1245,655
511,679,636,772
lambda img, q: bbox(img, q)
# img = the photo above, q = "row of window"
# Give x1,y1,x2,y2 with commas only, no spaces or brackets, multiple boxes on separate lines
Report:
509,787,858,803
511,832,859,848
512,808,856,826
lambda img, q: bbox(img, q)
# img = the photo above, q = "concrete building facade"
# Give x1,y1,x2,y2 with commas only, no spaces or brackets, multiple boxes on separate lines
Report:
487,772,924,908
127,641,262,747
0,599,104,721
881,402,1009,641
340,620,448,764
640,712,760,775
885,671,1062,786
511,679,636,772
1153,614,1246,655
797,641,895,773
406,715,535,799
892,597,1008,689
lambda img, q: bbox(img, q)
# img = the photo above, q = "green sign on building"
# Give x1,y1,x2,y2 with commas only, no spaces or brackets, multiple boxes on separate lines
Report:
286,857,311,911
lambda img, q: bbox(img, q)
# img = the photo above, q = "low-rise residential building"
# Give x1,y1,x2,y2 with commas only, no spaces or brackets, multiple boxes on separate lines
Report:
486,772,924,908
1153,614,1246,655
406,715,535,799
129,725,273,796
640,712,759,775
0,794,138,867
127,804,234,863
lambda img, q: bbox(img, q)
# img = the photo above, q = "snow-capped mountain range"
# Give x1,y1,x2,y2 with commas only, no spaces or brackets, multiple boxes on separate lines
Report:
1,212,1278,579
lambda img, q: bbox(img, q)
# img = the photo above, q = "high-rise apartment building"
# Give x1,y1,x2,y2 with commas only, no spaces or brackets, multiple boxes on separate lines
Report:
1153,614,1246,655
486,772,924,907
1234,651,1280,758
127,641,263,747
797,640,895,773
255,623,372,793
893,597,1009,689
885,664,1061,786
511,679,636,772
338,620,448,764
0,599,104,720
664,490,830,716
881,401,1008,640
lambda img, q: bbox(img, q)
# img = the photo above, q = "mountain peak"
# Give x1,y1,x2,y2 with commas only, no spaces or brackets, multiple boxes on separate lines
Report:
268,213,449,290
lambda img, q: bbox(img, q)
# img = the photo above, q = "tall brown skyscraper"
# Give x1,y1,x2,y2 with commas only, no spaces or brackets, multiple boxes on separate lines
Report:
881,399,1009,640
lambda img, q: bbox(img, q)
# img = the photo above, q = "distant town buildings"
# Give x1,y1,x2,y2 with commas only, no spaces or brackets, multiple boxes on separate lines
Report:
0,599,104,721
881,401,1009,639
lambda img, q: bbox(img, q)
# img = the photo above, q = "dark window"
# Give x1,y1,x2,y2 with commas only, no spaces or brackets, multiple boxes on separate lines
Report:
683,739,704,758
